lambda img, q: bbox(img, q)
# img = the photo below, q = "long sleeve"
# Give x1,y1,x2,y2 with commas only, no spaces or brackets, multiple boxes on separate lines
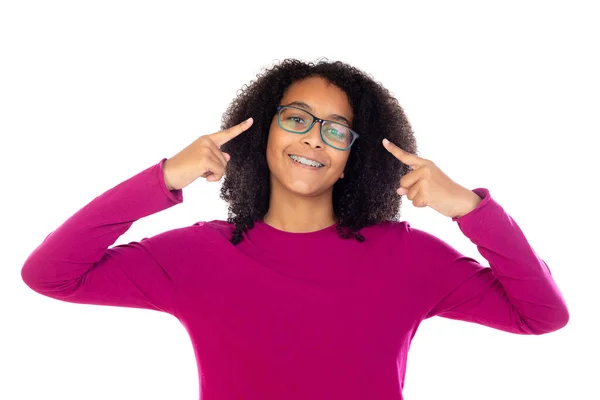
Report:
415,188,569,335
21,158,184,316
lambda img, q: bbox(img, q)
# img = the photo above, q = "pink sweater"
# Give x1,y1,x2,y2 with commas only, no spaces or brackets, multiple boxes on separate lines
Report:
21,158,569,400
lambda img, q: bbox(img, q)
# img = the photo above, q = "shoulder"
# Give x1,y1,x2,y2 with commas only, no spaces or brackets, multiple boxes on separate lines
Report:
358,219,413,247
364,221,464,278
193,219,235,239
140,220,233,265
365,219,411,237
143,219,233,249
363,219,447,250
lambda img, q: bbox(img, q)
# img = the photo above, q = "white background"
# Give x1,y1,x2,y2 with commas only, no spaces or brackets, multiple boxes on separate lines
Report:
1,1,598,399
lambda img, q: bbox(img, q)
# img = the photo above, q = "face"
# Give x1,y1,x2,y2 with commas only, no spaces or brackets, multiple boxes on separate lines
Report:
266,76,353,197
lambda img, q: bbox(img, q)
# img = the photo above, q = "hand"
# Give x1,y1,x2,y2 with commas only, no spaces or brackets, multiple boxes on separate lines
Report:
163,118,253,190
382,138,482,218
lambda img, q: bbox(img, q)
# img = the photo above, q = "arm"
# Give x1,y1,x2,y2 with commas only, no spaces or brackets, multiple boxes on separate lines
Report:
21,158,184,316
414,188,569,335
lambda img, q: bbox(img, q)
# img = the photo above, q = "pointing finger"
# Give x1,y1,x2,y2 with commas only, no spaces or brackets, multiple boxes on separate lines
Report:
382,138,422,169
210,117,254,147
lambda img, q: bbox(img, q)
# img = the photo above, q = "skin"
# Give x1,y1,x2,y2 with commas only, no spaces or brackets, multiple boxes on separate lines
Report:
260,75,481,234
382,138,483,218
262,76,353,233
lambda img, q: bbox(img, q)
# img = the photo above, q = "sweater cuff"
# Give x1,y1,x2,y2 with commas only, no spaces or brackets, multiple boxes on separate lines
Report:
451,187,506,234
158,158,183,204
451,187,491,223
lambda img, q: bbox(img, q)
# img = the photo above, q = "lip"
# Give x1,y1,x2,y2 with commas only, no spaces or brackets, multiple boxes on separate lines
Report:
288,154,326,170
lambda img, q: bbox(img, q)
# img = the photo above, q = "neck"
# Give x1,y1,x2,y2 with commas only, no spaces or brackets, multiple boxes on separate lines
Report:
263,184,337,233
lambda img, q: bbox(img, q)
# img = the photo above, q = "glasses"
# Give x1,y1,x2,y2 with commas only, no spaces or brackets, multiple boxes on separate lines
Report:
276,105,359,150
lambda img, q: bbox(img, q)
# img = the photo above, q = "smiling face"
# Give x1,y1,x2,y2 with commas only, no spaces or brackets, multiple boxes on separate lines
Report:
266,76,353,197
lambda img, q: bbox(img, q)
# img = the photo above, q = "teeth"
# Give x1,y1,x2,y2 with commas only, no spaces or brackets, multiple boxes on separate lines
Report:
289,155,324,167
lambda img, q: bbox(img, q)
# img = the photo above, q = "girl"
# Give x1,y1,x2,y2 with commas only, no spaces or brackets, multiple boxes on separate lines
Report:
22,58,569,400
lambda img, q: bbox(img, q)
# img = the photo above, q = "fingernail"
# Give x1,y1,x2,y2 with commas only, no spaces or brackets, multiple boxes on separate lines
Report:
383,138,389,145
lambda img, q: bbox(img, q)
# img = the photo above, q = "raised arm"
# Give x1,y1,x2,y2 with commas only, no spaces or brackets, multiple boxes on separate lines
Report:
21,119,254,315
414,188,569,335
21,159,184,315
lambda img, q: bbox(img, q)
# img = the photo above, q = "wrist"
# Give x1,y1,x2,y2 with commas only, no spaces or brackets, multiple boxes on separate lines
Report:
453,191,482,218
162,159,175,191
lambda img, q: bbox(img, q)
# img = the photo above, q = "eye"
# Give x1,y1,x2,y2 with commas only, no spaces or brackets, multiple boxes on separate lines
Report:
326,127,346,138
289,116,306,124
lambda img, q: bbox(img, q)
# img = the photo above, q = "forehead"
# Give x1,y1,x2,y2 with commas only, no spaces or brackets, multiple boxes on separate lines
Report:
281,77,353,119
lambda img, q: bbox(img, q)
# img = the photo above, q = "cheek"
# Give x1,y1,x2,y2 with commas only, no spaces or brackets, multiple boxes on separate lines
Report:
331,152,350,174
266,127,285,166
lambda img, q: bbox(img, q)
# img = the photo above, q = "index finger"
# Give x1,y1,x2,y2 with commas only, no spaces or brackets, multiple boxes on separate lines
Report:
210,117,254,147
382,138,422,168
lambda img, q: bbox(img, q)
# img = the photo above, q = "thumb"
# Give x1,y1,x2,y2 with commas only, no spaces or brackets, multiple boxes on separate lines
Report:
222,152,231,162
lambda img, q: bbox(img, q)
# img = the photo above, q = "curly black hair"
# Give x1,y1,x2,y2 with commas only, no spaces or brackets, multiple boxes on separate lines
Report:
219,58,418,245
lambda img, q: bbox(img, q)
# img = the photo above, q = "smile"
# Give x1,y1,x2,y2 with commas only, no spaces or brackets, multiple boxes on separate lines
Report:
289,154,325,168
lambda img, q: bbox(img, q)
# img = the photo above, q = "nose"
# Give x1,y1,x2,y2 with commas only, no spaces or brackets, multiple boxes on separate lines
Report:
301,121,324,149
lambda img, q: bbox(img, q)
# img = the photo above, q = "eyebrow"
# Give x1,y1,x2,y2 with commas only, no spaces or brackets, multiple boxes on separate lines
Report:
284,101,352,126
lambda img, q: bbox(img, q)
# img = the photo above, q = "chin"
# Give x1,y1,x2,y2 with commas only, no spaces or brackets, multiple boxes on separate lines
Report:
268,156,337,197
286,180,327,197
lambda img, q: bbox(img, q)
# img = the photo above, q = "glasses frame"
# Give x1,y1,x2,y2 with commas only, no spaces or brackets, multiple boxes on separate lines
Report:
276,105,359,151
